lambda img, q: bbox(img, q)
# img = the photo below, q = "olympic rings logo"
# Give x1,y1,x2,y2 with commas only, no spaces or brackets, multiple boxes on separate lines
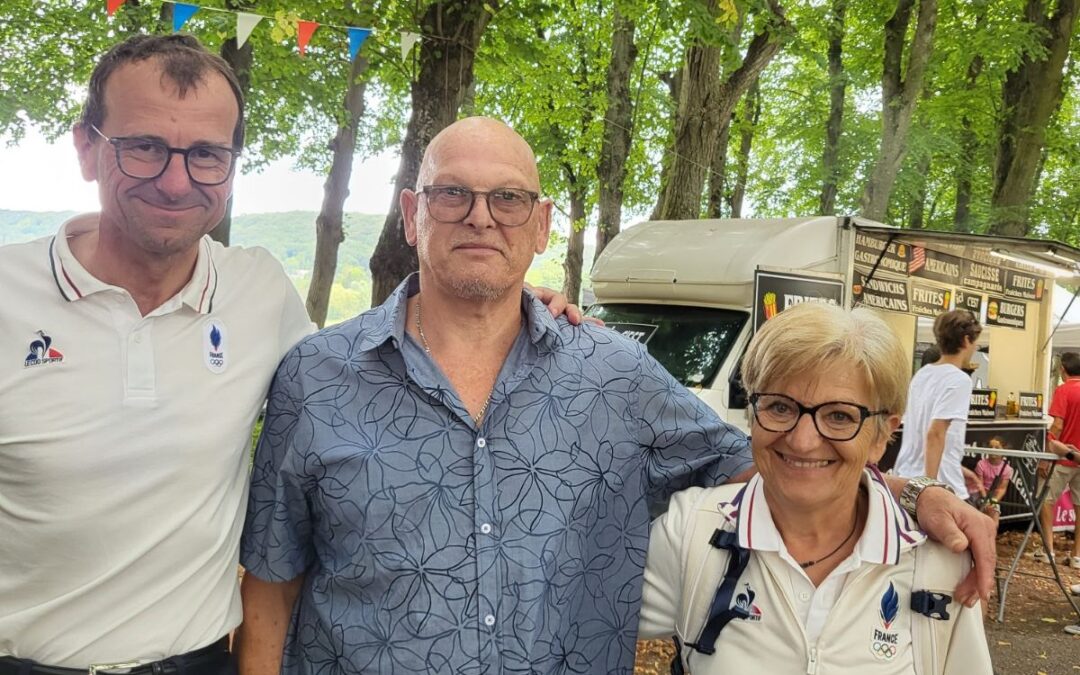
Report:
872,641,897,659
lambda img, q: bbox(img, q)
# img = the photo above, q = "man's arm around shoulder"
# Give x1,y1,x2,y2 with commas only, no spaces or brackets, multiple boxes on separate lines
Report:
235,573,305,675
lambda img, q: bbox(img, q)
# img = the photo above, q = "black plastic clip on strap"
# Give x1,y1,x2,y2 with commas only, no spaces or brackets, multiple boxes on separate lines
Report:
911,590,952,620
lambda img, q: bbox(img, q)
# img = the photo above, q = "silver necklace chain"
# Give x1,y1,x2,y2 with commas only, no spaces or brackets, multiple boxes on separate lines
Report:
416,296,493,426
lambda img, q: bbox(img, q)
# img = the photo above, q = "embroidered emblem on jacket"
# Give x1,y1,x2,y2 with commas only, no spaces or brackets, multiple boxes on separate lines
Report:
24,330,64,368
871,582,900,661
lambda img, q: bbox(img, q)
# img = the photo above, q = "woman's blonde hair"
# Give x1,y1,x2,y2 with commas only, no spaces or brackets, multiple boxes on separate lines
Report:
741,303,909,431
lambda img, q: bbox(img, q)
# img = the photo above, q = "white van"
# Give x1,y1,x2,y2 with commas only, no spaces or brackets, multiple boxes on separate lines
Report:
588,216,1077,437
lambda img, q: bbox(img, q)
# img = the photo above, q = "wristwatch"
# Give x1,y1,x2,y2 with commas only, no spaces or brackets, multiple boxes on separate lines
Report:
899,476,955,520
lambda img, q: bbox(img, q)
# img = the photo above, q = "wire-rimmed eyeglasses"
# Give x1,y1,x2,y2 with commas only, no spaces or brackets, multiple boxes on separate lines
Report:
89,124,240,186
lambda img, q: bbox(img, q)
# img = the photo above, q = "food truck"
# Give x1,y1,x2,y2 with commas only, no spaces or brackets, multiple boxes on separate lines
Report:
588,217,1080,499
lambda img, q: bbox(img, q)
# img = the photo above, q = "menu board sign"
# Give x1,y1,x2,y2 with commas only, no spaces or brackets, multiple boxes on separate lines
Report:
955,290,984,317
1018,391,1045,419
985,295,1027,330
969,388,998,419
909,246,963,285
853,232,909,276
753,270,845,333
852,272,909,314
909,282,951,318
1003,270,1045,301
961,259,1005,295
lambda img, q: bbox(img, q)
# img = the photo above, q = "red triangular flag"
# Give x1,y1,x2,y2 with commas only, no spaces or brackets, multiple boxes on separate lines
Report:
297,21,319,56
107,0,126,16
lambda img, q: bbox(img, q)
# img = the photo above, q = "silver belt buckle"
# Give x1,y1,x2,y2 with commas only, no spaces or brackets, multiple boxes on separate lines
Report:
88,661,141,675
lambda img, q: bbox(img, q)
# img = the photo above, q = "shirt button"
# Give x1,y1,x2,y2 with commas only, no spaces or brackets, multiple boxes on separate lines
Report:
799,591,810,602
484,614,495,627
133,334,142,344
480,523,492,534
477,438,487,448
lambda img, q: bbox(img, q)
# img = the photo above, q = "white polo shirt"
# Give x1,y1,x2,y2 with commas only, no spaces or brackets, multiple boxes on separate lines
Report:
0,215,314,666
640,471,993,674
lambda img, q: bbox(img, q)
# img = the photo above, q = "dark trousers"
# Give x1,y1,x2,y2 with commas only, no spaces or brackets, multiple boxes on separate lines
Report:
0,638,234,675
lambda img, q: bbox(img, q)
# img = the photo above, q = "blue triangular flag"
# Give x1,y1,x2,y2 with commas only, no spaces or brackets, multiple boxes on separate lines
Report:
173,2,199,32
348,27,372,61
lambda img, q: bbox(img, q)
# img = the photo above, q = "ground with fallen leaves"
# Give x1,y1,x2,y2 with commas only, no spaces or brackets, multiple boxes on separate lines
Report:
633,529,1080,674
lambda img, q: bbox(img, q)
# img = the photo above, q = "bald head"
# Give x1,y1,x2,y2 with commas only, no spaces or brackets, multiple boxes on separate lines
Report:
400,116,553,303
417,117,540,191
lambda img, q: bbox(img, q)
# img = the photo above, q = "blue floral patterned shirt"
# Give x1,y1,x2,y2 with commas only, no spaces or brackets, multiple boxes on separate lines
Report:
241,274,753,674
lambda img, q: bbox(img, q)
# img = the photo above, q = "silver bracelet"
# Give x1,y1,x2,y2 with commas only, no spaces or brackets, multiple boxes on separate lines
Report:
898,476,955,520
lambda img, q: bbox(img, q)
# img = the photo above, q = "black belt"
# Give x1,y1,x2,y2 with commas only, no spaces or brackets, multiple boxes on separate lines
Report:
0,637,230,675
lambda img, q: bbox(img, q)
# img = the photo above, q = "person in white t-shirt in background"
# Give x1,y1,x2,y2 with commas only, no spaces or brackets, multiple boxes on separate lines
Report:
894,310,983,499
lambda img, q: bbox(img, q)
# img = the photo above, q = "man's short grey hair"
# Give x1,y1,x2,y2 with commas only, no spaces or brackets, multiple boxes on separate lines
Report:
741,303,909,432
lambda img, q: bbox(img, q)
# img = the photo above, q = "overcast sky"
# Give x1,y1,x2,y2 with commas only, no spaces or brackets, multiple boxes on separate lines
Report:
0,127,399,216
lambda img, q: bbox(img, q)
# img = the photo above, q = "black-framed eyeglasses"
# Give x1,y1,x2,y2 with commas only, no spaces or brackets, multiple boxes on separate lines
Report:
420,184,539,227
90,124,240,186
749,392,889,441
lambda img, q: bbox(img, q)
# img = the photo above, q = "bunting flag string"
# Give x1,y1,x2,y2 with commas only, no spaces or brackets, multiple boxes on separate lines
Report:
106,1,394,62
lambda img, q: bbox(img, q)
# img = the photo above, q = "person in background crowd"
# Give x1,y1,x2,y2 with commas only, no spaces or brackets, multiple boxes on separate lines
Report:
973,437,1012,528
920,345,942,369
894,310,982,500
1037,351,1080,568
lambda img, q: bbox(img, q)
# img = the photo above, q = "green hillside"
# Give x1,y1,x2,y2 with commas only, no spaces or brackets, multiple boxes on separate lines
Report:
0,209,587,323
0,210,77,244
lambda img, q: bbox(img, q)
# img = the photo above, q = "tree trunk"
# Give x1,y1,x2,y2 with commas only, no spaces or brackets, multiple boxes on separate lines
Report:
595,7,637,260
989,0,1079,236
953,8,984,233
728,76,760,218
819,0,847,215
653,0,786,221
704,15,747,219
305,55,370,328
369,0,493,305
561,178,586,306
212,0,255,247
908,151,931,228
649,69,682,220
858,0,937,222
706,118,732,218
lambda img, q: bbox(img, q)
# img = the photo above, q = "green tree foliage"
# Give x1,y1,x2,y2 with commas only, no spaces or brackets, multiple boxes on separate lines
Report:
8,0,1080,303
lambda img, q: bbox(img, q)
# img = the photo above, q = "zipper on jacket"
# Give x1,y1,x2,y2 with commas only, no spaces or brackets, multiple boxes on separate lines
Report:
806,646,819,675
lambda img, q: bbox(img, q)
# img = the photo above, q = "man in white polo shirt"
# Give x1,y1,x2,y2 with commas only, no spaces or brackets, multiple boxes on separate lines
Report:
0,35,312,674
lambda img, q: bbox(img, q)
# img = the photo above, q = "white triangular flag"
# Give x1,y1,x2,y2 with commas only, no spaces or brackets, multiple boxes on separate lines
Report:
236,12,262,48
400,31,420,61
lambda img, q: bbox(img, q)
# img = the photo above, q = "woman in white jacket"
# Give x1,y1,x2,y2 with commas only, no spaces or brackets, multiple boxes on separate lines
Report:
639,302,992,674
